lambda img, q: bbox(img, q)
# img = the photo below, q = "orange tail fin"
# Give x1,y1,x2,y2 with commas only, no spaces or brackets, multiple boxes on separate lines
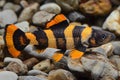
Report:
4,24,30,57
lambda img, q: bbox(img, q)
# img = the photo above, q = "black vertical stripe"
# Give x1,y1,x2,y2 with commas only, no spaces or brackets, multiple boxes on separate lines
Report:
72,26,84,49
51,21,68,51
33,29,48,49
13,29,30,51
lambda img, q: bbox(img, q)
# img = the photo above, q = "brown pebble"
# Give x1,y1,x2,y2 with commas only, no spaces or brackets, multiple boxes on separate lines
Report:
23,57,39,69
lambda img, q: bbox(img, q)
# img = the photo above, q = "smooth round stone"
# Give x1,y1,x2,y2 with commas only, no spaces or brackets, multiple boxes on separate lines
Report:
3,2,21,12
110,55,120,71
0,10,17,27
28,70,48,76
88,43,114,57
67,58,84,72
20,0,29,8
103,7,120,34
5,61,28,74
4,57,23,63
68,11,86,22
33,59,53,72
29,25,38,32
55,0,79,13
48,69,76,80
0,71,18,80
18,3,39,22
0,28,4,35
32,11,55,26
15,21,30,32
24,76,48,80
111,41,120,55
0,0,6,7
40,3,61,14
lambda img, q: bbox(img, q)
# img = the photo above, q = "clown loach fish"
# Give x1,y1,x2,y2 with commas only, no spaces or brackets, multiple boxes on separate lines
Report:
4,14,115,62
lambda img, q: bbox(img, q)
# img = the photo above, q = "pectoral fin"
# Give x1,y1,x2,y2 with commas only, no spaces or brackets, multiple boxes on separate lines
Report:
69,49,84,59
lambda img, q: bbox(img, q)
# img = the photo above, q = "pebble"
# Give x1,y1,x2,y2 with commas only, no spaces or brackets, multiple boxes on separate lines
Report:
110,55,120,71
80,54,118,79
15,21,30,32
0,28,4,35
100,75,116,80
20,0,29,8
3,2,21,12
0,0,6,8
0,36,4,46
33,59,54,72
0,10,17,27
18,3,39,22
19,76,48,80
4,57,23,63
48,69,76,80
32,11,55,26
111,41,120,55
23,57,39,69
67,58,84,72
29,25,38,32
40,3,61,14
79,0,112,15
4,61,28,75
88,43,114,57
68,11,86,22
28,70,48,76
103,7,120,34
55,0,79,13
0,71,18,80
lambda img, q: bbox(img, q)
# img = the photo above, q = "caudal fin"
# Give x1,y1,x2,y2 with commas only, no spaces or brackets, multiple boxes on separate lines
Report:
4,24,30,57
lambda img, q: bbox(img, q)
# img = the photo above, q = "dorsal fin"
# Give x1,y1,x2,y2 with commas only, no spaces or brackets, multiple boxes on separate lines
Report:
45,14,69,29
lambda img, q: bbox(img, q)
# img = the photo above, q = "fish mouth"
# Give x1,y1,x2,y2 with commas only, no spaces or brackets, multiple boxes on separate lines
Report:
110,33,116,41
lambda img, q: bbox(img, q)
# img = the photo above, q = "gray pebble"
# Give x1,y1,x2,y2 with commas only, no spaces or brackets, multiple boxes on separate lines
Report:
24,76,48,80
68,11,86,22
32,11,55,26
4,61,28,75
55,0,79,13
3,2,21,12
18,3,39,22
0,10,17,27
0,0,6,8
0,71,18,80
28,70,48,76
4,57,23,63
40,3,61,14
20,0,29,8
111,41,120,55
15,21,30,32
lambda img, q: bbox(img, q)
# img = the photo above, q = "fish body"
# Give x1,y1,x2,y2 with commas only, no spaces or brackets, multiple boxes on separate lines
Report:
4,14,115,62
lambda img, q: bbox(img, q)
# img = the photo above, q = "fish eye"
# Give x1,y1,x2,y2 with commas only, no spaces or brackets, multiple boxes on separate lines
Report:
101,34,106,40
